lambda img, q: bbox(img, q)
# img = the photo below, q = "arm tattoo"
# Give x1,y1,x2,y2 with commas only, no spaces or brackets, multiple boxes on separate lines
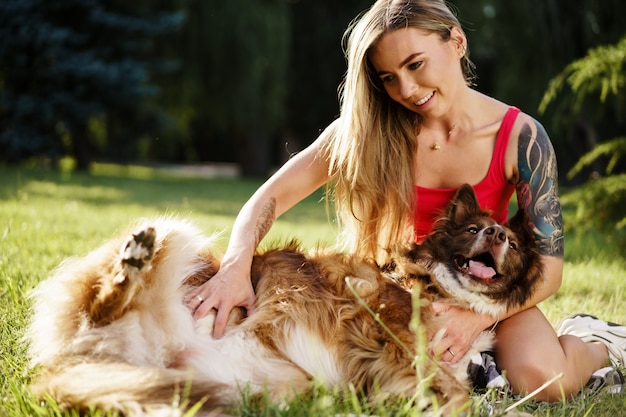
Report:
516,120,564,257
255,198,276,247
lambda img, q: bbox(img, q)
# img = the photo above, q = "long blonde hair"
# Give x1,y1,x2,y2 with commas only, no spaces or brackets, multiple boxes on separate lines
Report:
323,0,474,262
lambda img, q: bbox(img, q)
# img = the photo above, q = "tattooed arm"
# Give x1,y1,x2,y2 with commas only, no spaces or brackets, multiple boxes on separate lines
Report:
188,124,335,338
436,116,566,350
516,118,564,258
428,116,566,363
501,115,565,317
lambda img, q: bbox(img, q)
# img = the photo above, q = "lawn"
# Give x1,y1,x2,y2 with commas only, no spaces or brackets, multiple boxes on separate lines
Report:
1,164,624,416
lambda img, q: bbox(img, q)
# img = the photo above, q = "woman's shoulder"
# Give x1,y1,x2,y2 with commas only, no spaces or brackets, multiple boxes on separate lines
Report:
507,110,552,148
469,93,546,140
512,109,546,126
501,107,554,182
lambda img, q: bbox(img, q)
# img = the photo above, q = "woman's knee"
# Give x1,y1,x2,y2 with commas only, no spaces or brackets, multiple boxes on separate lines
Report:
506,360,582,401
495,309,579,400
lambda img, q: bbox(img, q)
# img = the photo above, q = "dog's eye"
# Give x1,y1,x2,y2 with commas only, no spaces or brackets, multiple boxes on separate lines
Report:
509,240,518,250
467,226,479,234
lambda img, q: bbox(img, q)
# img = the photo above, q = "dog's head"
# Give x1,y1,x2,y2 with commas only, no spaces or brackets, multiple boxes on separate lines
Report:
411,184,543,316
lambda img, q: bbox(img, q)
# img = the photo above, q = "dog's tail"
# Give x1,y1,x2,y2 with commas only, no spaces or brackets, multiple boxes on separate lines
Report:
31,360,236,415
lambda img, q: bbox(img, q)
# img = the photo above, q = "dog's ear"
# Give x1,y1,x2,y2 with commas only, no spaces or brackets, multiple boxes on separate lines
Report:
446,184,482,224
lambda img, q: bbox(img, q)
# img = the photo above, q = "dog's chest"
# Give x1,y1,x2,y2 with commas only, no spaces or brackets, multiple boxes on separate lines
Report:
430,264,507,317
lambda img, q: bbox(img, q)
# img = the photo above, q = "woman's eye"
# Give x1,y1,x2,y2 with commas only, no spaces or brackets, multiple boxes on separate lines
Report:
381,75,394,84
408,61,423,70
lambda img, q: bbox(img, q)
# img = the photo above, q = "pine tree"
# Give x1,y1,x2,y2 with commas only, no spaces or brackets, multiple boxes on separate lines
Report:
0,0,184,169
540,35,626,248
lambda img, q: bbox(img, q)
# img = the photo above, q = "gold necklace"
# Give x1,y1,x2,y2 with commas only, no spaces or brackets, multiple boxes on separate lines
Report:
430,125,456,151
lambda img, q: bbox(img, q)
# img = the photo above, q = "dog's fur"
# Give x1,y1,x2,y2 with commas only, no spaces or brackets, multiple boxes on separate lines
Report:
24,185,543,416
386,185,543,384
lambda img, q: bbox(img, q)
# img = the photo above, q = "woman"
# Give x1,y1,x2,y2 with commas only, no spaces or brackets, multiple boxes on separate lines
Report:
189,0,625,400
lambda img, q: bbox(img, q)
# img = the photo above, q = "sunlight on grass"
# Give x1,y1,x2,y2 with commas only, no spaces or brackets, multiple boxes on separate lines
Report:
542,258,626,326
1,163,624,417
91,161,160,179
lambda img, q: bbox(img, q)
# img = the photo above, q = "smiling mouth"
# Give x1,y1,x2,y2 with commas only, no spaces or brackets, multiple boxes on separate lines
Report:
414,92,434,106
453,253,499,281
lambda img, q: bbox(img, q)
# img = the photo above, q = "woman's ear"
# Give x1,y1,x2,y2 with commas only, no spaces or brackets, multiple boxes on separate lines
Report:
449,26,467,57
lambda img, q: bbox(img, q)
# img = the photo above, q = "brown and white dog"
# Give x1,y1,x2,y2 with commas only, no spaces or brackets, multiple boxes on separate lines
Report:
24,185,542,416
386,184,543,385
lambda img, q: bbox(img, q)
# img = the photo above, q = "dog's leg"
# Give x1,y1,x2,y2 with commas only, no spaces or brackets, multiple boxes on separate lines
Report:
117,227,156,281
89,227,157,326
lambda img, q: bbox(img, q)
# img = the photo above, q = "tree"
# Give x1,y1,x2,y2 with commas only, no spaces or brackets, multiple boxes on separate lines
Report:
284,1,372,150
164,0,373,177
540,35,626,249
0,0,184,169
172,0,290,177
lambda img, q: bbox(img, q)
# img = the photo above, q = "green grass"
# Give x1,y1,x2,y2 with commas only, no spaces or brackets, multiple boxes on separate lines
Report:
1,164,625,416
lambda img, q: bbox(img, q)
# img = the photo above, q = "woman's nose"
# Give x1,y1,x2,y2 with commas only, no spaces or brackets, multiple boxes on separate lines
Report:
399,77,418,99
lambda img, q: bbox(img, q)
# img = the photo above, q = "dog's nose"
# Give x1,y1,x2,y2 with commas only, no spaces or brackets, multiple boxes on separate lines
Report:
484,225,507,244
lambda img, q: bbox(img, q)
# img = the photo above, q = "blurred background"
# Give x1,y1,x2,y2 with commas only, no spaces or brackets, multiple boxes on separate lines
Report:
0,0,624,182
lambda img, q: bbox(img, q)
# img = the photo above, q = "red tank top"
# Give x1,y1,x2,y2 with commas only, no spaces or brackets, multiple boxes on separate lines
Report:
413,107,520,243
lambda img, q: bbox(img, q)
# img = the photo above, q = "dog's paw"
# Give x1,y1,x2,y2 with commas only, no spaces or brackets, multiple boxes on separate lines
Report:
114,227,156,284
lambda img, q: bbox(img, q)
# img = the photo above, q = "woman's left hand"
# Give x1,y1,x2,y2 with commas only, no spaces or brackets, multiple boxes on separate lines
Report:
429,300,496,363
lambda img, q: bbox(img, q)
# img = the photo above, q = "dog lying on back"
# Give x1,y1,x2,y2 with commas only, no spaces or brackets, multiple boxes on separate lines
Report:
24,184,542,416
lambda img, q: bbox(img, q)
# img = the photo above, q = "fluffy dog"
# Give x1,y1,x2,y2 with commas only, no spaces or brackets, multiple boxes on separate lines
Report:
24,185,542,416
386,184,543,384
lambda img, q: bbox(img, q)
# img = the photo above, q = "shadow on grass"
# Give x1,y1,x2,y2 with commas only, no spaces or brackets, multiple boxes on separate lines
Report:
0,164,330,224
2,163,622,262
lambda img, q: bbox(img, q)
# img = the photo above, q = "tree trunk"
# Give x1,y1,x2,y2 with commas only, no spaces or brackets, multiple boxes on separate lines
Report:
71,124,91,171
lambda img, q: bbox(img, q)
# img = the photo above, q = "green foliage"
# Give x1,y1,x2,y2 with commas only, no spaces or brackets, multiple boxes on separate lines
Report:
1,165,625,416
174,0,372,176
3,0,626,177
568,137,626,178
0,0,184,168
186,0,291,176
0,0,374,175
561,174,626,248
540,35,626,249
539,36,626,114
563,137,626,246
564,137,626,243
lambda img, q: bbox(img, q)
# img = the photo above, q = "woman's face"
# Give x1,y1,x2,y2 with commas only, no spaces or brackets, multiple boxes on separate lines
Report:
369,27,466,118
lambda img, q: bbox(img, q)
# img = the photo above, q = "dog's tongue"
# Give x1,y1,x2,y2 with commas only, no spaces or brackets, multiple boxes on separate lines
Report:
468,260,496,280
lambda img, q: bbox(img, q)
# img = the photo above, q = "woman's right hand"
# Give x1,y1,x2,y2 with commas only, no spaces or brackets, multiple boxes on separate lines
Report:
187,258,256,339
186,123,333,338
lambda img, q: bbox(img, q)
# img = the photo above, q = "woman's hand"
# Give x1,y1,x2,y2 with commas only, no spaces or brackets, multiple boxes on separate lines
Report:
183,121,333,339
429,301,496,363
186,259,256,339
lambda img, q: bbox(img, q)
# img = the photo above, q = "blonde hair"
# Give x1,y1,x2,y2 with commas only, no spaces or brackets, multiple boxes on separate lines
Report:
323,0,474,262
